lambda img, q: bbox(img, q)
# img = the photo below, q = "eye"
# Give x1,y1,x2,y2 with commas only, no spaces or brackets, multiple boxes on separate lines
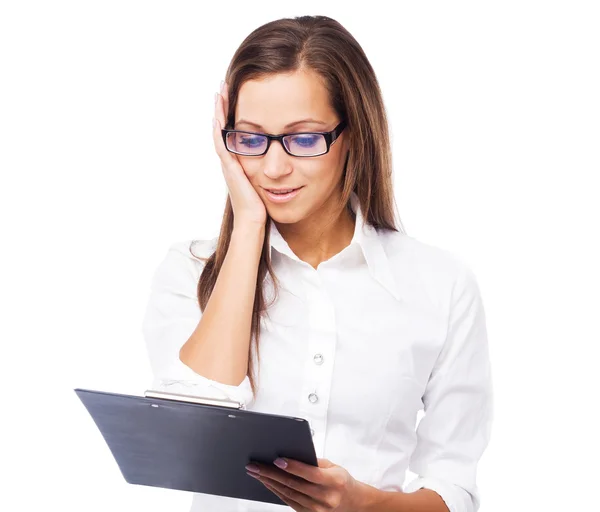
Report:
290,134,320,148
239,135,266,148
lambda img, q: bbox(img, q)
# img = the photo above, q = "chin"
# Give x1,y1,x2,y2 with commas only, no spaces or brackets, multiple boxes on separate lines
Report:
267,208,303,225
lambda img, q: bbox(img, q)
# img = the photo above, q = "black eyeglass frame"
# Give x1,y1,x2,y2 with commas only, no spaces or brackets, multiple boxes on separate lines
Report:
221,119,347,157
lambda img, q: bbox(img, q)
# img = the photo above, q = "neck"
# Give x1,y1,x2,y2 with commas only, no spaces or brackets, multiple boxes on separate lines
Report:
275,200,356,270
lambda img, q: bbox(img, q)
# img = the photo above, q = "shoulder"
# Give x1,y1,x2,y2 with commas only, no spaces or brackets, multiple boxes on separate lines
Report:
151,237,218,287
378,230,479,303
171,237,218,267
383,231,470,274
174,238,218,262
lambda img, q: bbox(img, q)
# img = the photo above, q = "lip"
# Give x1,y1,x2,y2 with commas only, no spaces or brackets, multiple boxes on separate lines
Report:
263,186,304,203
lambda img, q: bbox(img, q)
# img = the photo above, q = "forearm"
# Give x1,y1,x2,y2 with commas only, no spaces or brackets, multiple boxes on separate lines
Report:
357,481,449,512
179,223,265,385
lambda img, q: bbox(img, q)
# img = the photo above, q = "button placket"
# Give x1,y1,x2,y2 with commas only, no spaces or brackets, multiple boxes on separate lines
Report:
297,270,336,458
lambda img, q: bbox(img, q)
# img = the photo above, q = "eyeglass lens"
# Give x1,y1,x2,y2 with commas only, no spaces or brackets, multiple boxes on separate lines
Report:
225,132,328,156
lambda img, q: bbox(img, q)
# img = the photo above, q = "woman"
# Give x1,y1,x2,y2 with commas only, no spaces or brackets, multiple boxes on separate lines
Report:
142,14,493,512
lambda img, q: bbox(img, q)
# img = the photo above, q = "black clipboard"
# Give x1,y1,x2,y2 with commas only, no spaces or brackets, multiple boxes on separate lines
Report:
74,387,318,505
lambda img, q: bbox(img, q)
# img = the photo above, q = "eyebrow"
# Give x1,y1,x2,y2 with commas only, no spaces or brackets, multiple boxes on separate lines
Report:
235,118,329,130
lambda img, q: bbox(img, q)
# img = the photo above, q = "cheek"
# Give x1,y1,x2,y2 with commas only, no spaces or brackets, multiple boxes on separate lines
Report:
237,158,261,180
237,157,340,186
315,154,344,182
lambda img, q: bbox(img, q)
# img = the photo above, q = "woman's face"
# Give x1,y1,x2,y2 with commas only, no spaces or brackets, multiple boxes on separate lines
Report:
233,69,350,225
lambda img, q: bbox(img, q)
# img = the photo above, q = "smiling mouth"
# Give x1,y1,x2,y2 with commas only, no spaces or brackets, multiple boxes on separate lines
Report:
264,186,303,194
263,186,304,202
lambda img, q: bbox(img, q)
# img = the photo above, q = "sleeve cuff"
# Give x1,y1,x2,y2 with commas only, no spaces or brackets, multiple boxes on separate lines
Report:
403,476,477,512
152,361,255,409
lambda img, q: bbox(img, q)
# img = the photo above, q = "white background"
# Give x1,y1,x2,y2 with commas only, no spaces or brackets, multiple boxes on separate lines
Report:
1,1,599,511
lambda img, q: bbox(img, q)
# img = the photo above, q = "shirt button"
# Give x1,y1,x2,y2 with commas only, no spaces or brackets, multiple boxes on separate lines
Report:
308,393,319,404
313,353,324,365
310,428,315,437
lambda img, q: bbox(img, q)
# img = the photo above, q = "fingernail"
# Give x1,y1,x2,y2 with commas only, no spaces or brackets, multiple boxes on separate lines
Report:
245,464,260,473
220,80,225,92
274,458,288,469
214,92,218,104
212,117,217,128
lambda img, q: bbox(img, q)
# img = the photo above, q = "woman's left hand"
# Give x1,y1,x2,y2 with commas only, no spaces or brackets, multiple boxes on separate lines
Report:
245,457,366,511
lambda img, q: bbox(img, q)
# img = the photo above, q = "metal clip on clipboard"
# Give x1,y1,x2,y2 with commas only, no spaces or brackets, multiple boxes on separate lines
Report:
143,389,245,410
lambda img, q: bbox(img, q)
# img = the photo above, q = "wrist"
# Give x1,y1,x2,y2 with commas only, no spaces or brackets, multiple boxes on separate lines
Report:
231,224,266,245
354,480,388,511
232,221,266,236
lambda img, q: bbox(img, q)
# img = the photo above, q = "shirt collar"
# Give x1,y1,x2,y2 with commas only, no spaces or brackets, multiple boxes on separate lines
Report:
268,192,402,301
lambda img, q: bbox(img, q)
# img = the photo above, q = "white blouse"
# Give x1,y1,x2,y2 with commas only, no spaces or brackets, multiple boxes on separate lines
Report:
141,192,493,512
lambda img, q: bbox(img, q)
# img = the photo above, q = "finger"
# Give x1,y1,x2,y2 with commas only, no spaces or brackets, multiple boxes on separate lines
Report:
251,465,321,496
261,480,301,510
215,91,226,129
273,458,325,485
212,96,231,161
212,89,238,167
260,477,315,512
221,80,229,126
249,466,328,506
212,114,227,160
317,458,336,469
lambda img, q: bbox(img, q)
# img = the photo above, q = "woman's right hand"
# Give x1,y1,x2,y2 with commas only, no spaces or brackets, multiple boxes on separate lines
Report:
212,81,267,229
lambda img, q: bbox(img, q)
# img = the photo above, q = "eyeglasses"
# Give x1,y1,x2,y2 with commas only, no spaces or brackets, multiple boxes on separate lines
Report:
222,119,347,157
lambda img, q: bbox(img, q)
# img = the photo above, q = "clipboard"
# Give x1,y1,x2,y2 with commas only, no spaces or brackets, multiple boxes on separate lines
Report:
74,387,318,505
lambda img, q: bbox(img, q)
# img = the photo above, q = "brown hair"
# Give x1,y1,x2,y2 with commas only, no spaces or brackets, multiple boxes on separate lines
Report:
190,15,405,397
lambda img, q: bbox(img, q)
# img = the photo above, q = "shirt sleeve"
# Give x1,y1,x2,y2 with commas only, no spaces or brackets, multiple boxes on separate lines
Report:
403,263,494,512
141,241,255,409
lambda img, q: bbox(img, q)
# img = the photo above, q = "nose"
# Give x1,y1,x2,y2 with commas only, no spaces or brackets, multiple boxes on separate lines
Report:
262,139,293,178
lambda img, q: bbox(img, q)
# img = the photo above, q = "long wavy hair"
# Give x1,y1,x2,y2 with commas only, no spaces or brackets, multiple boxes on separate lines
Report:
190,15,405,398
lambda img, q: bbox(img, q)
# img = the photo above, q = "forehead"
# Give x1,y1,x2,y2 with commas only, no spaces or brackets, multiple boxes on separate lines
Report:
235,70,335,130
